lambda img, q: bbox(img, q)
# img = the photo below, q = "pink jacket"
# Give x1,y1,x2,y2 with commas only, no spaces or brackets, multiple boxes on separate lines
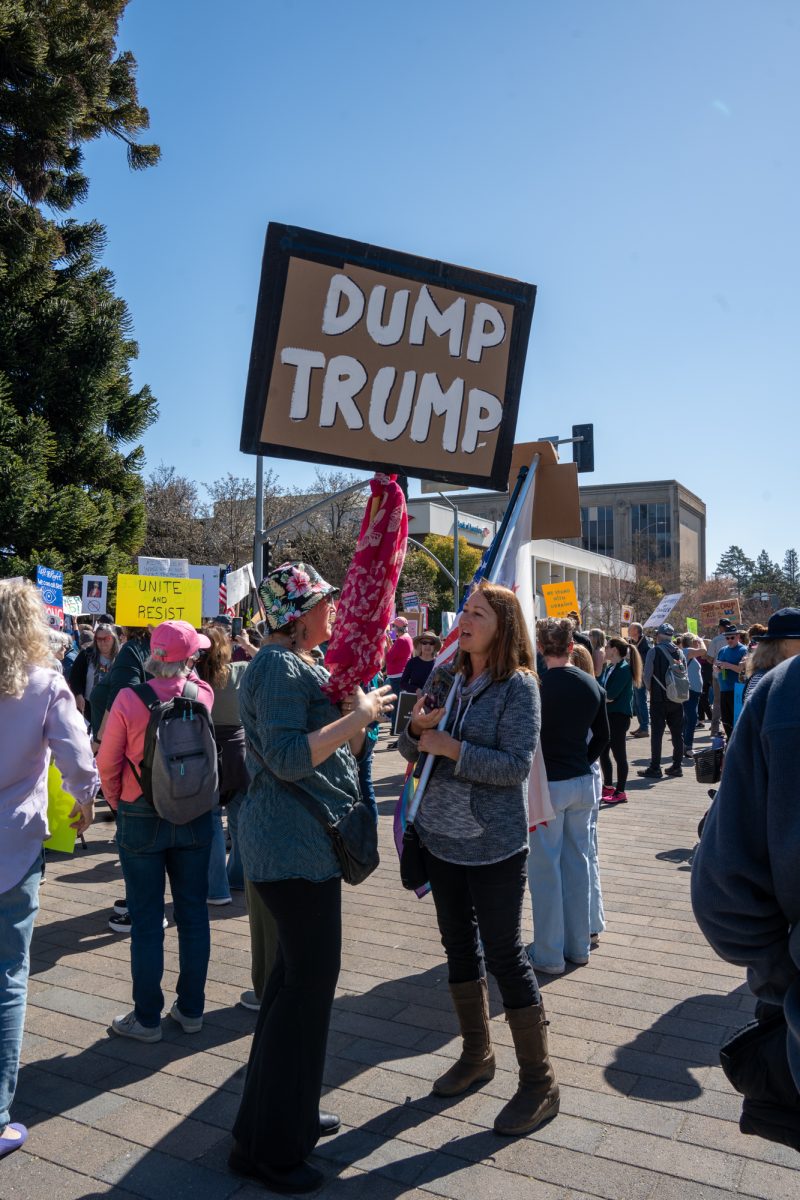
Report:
97,674,214,809
385,633,414,676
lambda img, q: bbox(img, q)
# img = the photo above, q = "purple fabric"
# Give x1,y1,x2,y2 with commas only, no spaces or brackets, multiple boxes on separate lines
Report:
0,1122,28,1157
0,668,99,894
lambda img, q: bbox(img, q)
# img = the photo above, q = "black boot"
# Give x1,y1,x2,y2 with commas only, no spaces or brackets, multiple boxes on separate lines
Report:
493,1003,560,1136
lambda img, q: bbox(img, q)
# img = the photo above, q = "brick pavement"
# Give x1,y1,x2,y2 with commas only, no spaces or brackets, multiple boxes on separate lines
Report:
4,728,798,1199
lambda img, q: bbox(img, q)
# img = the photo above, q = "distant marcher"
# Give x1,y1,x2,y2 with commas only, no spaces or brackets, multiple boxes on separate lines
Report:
627,623,652,737
706,619,736,736
681,634,705,757
566,610,593,656
0,582,98,1159
384,615,414,698
598,637,641,803
715,627,748,738
69,624,119,726
399,632,441,694
588,629,606,677
638,624,687,779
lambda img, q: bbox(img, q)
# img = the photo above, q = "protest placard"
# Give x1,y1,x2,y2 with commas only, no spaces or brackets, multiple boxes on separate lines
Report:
642,593,683,629
81,574,108,615
224,563,256,608
189,565,224,618
541,580,579,618
116,575,202,627
137,556,189,578
36,564,63,626
621,605,634,625
63,596,83,617
700,598,742,628
686,617,699,635
240,224,536,490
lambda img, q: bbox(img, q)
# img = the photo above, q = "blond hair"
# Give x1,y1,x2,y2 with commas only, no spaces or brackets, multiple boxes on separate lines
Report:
0,580,53,697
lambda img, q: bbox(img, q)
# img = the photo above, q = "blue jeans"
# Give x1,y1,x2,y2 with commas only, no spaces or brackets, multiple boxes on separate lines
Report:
528,775,595,972
208,808,232,902
634,685,649,732
683,691,700,751
116,798,212,1027
225,793,245,890
357,737,378,823
589,803,605,936
0,850,41,1128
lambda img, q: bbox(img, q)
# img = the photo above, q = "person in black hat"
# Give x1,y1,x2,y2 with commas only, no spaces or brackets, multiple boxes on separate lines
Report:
706,618,737,736
743,609,800,701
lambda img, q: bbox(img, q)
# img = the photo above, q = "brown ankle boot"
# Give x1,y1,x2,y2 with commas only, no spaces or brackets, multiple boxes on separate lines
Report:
493,1003,560,1135
432,978,496,1097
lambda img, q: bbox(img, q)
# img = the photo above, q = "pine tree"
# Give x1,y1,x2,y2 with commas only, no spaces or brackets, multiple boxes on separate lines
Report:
0,0,160,588
715,546,755,596
750,550,784,599
783,549,799,602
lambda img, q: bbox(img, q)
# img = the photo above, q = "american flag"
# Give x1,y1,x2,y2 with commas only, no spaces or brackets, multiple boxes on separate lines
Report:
218,564,232,614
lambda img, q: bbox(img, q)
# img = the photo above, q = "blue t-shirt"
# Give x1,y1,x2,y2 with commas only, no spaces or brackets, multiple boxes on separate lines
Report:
717,643,747,691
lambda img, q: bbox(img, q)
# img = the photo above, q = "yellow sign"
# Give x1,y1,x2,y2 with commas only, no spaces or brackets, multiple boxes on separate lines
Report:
45,764,77,854
115,574,203,628
541,580,579,618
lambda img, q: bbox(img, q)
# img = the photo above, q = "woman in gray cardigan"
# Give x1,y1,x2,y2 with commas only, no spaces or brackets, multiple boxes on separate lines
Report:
399,582,559,1137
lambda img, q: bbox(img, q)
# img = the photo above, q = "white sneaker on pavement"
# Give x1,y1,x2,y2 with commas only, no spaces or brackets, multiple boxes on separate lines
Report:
169,1000,203,1033
110,1011,162,1042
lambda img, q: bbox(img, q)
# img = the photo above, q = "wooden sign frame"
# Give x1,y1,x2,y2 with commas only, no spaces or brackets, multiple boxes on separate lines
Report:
240,224,536,490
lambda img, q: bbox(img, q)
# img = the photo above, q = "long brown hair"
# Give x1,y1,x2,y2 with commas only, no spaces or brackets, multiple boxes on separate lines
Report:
195,625,232,690
607,636,643,687
454,581,536,682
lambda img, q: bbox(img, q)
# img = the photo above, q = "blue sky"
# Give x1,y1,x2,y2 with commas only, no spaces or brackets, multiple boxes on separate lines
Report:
79,0,800,574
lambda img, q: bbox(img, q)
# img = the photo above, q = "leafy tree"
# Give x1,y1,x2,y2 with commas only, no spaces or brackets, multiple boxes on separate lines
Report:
714,546,755,596
419,534,483,630
0,0,159,588
139,466,205,562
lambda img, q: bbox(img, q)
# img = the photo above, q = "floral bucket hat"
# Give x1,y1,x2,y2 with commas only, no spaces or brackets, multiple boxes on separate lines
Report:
258,562,338,632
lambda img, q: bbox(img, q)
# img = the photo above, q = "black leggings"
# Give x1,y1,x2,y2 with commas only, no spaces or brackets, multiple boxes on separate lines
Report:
232,876,341,1168
599,712,631,790
423,847,540,1009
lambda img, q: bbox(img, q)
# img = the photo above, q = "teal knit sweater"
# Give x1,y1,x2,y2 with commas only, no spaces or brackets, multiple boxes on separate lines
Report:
237,644,361,882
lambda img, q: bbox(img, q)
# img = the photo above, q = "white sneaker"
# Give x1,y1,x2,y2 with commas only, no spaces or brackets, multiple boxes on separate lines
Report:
169,1000,203,1033
110,1010,162,1042
239,989,261,1011
207,897,232,906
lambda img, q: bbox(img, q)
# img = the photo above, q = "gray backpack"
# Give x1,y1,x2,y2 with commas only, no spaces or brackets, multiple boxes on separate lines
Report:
654,645,690,703
128,681,218,823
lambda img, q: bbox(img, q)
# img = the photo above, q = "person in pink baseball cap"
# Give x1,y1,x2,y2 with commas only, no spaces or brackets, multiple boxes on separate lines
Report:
96,619,215,1044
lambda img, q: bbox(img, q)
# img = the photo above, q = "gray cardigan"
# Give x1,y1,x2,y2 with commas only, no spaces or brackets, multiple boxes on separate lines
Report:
399,667,540,866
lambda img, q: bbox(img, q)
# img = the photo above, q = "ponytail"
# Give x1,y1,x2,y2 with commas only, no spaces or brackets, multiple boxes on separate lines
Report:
608,636,643,687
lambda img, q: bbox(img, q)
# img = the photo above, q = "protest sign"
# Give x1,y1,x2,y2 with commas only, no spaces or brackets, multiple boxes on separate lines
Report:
686,617,699,635
224,563,256,608
36,564,63,626
63,596,83,617
541,580,579,618
621,605,634,625
240,224,536,490
402,591,420,610
137,556,189,578
189,564,224,618
116,575,202,627
642,593,683,629
45,764,77,854
81,574,108,615
700,598,742,628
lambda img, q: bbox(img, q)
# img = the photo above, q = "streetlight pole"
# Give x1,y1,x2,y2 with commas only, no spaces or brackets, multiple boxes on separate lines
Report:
437,492,460,612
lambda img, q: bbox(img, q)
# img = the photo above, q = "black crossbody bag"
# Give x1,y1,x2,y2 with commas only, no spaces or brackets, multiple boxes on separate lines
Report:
246,738,379,886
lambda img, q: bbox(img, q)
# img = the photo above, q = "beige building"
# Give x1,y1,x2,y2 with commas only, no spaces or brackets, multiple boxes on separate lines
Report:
458,478,707,581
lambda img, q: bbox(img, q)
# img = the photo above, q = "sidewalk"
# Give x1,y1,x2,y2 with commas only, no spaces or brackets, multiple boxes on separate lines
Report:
4,729,798,1199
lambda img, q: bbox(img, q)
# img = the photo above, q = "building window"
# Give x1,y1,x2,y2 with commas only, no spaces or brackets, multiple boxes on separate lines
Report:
580,506,614,556
631,502,671,562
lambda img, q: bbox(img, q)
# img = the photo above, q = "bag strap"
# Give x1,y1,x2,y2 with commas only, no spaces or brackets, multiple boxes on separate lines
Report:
182,680,199,701
245,736,336,833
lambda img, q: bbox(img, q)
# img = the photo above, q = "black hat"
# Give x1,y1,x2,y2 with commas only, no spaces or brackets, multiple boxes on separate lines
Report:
718,618,734,629
753,608,800,641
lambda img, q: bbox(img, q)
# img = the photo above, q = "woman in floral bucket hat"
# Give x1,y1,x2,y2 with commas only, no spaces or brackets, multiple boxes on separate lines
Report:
230,562,394,1194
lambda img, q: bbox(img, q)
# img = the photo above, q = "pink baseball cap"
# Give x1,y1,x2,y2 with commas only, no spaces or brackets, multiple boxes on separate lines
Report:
392,616,409,630
150,620,210,663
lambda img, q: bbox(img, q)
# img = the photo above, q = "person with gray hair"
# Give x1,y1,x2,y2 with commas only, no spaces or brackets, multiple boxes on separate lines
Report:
96,620,215,1043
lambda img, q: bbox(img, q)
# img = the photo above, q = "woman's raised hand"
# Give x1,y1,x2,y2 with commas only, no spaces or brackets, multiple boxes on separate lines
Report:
342,685,395,726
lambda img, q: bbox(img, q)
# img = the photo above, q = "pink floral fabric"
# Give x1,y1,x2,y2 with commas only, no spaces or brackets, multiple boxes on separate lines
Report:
323,474,408,704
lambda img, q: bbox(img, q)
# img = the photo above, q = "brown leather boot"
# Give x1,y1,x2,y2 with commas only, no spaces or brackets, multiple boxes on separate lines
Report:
493,1003,560,1135
432,978,496,1096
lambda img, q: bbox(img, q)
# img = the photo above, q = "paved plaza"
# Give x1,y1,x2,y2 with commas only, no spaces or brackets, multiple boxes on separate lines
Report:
3,731,798,1200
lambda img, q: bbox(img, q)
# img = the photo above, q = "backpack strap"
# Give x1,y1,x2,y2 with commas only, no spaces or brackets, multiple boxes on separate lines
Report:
125,683,163,792
182,680,199,701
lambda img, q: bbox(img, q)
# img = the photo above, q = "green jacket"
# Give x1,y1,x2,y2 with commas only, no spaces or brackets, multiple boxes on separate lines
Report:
599,660,634,716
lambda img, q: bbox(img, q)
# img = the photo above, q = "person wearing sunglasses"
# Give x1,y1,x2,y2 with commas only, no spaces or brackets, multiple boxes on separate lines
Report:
399,632,442,695
714,629,747,738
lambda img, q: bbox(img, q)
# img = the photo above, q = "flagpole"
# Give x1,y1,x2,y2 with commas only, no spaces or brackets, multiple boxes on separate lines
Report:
407,455,541,821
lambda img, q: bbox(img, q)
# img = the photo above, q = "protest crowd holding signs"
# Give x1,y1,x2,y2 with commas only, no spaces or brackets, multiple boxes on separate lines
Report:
11,217,793,1190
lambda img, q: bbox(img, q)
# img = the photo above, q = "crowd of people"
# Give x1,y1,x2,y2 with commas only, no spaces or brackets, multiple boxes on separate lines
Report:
2,570,800,1184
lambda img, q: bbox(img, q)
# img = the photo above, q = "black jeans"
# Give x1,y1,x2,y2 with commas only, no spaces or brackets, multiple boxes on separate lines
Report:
423,847,540,1009
232,876,341,1168
599,712,631,789
720,690,735,739
649,700,684,768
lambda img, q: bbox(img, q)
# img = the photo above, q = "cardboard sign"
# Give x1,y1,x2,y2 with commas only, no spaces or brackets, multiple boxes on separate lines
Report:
240,224,536,489
643,593,683,629
225,563,256,608
402,591,420,610
621,605,634,625
138,556,189,578
508,441,581,540
63,596,83,617
686,617,699,635
81,574,108,615
541,580,580,618
700,598,742,628
116,575,202,627
189,564,224,618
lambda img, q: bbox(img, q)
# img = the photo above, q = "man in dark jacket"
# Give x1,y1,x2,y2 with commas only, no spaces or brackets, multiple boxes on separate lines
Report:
692,656,800,1149
638,623,686,779
627,623,652,736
